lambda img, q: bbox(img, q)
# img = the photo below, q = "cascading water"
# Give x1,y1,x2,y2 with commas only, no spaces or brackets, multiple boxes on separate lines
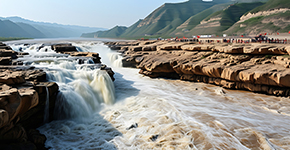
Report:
9,41,115,120
6,39,290,149
44,87,50,123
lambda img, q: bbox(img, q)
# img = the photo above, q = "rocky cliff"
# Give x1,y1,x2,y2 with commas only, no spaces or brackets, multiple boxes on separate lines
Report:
106,40,290,97
0,42,59,149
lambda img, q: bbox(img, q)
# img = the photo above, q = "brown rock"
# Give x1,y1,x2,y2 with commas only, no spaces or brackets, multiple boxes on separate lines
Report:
63,52,101,63
51,43,77,53
0,57,12,65
0,71,25,85
0,109,9,128
0,125,27,142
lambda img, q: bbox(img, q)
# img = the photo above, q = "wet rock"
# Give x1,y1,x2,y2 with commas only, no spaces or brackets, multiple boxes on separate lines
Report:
0,46,12,50
0,49,18,59
51,43,77,53
0,109,9,128
150,135,159,142
27,129,46,149
63,52,101,63
0,57,12,65
126,123,138,130
0,66,59,149
100,66,115,81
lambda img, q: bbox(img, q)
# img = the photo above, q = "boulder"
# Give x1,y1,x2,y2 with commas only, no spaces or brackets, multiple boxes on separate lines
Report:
51,43,77,53
63,52,101,63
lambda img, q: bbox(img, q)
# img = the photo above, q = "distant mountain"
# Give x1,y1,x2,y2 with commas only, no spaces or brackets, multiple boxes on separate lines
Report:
82,26,127,38
82,0,271,39
0,19,45,38
0,16,107,38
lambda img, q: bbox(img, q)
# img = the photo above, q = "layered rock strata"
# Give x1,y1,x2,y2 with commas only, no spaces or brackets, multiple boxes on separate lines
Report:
0,43,59,149
106,40,290,97
0,68,58,149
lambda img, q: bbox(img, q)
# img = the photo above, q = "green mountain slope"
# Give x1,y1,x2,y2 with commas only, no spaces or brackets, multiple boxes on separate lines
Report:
0,20,46,38
225,0,290,35
249,0,290,13
119,0,232,38
189,2,264,35
82,0,272,39
170,3,230,37
82,0,234,39
82,26,127,38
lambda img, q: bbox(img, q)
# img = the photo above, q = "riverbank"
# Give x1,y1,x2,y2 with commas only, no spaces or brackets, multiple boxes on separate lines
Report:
106,40,290,97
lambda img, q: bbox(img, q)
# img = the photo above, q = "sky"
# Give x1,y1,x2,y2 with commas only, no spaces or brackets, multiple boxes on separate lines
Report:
0,0,196,29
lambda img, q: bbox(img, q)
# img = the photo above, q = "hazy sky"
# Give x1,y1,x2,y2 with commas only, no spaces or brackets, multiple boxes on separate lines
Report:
0,0,193,28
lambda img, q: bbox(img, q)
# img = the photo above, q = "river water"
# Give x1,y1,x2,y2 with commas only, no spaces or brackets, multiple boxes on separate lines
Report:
6,39,290,150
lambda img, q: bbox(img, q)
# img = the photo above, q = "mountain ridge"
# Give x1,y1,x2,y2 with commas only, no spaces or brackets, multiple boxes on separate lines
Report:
82,0,290,39
0,16,107,38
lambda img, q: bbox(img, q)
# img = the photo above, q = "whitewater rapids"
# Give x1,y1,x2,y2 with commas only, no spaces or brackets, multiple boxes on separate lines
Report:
7,39,290,150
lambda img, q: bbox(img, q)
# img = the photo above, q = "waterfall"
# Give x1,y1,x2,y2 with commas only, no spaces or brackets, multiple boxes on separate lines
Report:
7,40,289,150
43,87,50,123
108,53,123,67
8,42,116,120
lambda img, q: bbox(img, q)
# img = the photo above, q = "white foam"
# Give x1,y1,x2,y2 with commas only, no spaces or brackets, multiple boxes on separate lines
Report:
7,40,290,149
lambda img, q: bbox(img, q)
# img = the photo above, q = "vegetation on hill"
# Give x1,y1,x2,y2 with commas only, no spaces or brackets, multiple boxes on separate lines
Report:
84,0,234,39
249,0,290,13
190,2,264,35
226,11,290,35
82,26,127,38
118,0,225,38
82,0,290,39
226,0,290,35
171,3,230,37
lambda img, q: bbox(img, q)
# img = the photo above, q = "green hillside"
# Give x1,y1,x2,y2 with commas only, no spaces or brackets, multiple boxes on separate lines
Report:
119,0,222,38
226,0,290,35
189,2,264,35
82,0,234,39
170,3,230,37
81,0,275,39
82,26,127,38
249,0,290,13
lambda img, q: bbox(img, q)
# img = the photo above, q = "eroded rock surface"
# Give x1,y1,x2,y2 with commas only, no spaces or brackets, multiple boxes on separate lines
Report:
107,40,290,96
0,43,59,149
0,68,59,149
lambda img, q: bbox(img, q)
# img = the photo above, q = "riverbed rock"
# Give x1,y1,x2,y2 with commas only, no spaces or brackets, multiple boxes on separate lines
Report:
108,40,290,97
0,67,59,149
51,43,78,53
63,51,102,63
